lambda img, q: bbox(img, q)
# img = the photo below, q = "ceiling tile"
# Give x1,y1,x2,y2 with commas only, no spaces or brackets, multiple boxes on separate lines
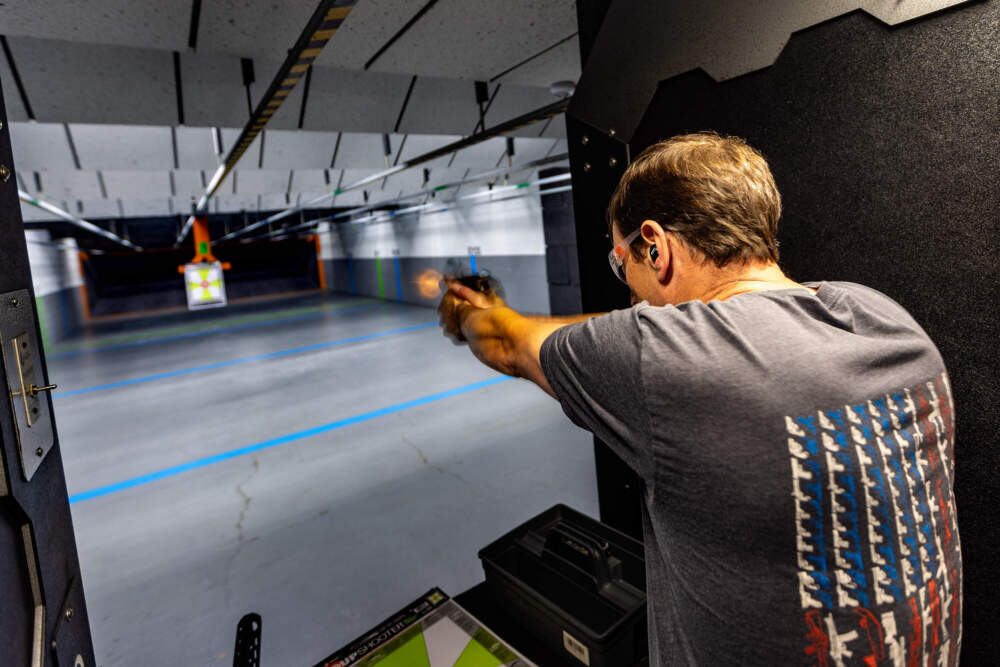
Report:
492,35,581,87
33,170,104,200
122,198,170,217
300,67,413,133
425,166,471,190
71,124,174,170
171,170,206,197
263,130,340,169
235,169,291,196
449,137,507,167
506,137,562,164
259,193,292,211
334,133,403,169
197,0,318,62
395,134,462,169
180,52,253,128
7,122,75,171
175,127,218,170
80,199,122,219
0,50,29,121
9,37,175,125
0,0,189,52
395,76,479,136
102,170,170,199
290,169,329,193
314,0,422,70
355,0,577,81
213,194,260,213
485,84,562,138
21,201,57,222
380,168,426,196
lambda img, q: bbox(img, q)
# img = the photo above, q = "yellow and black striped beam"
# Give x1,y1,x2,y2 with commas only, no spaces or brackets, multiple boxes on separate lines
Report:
178,0,356,243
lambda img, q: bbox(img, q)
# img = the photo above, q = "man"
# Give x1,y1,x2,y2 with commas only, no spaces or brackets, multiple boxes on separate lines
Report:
438,133,961,666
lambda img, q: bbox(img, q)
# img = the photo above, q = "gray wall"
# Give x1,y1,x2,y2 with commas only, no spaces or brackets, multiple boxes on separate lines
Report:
324,254,550,314
36,285,86,346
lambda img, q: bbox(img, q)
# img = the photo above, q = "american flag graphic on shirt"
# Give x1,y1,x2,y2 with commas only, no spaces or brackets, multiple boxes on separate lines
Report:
786,371,961,667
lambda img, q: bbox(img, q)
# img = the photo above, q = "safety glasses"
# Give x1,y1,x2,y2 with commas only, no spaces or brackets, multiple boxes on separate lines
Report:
608,227,642,284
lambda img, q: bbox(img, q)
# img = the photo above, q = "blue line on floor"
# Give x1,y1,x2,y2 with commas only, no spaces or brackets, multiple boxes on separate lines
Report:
48,303,381,359
68,375,513,504
55,321,438,398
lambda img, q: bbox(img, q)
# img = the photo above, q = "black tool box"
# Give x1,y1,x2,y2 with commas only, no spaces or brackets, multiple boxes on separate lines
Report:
479,504,647,667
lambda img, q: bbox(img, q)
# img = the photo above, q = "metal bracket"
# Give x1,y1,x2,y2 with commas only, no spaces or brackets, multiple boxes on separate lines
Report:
1,289,55,482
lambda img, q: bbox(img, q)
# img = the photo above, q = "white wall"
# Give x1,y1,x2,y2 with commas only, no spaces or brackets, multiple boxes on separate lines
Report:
24,229,83,296
319,188,546,260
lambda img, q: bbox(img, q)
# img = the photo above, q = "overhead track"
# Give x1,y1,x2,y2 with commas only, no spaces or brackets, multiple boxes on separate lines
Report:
19,190,143,251
218,97,570,243
269,181,574,242
175,0,358,246
231,152,569,243
261,172,572,242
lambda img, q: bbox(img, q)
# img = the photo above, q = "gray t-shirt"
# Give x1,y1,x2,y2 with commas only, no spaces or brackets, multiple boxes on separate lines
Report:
540,281,962,666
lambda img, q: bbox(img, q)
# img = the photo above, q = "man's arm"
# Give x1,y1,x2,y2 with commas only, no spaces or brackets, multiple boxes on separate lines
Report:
438,283,603,397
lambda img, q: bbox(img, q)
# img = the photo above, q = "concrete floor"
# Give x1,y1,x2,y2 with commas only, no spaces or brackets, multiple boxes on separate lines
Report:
50,292,599,666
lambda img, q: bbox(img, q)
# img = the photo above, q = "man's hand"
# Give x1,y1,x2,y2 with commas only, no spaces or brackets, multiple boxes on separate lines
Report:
437,281,564,395
437,281,505,345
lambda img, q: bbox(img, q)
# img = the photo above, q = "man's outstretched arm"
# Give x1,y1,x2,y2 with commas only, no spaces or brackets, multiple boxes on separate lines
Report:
437,283,602,397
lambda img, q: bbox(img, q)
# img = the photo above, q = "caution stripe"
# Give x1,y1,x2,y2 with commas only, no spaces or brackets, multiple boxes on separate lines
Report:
205,0,358,184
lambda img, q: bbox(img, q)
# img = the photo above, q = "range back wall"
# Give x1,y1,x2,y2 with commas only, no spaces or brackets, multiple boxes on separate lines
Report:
83,238,320,316
319,193,552,314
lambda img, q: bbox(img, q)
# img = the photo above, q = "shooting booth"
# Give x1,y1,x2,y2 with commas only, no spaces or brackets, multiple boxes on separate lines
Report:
566,0,998,664
1,0,997,665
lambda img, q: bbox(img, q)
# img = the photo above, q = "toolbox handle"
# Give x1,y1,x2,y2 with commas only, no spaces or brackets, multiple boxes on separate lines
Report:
544,524,619,587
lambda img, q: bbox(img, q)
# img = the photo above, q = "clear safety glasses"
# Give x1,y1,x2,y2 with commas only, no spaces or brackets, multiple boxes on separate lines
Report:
608,227,641,284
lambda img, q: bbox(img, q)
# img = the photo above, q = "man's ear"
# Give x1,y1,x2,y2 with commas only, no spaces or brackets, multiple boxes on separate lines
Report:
640,220,671,283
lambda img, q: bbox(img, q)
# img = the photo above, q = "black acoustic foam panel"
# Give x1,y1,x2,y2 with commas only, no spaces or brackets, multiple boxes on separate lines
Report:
630,5,998,662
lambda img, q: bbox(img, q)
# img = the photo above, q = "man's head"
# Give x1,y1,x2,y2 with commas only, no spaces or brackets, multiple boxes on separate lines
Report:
606,132,784,305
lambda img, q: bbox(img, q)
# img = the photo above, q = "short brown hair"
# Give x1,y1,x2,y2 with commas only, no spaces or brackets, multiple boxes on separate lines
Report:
607,131,782,267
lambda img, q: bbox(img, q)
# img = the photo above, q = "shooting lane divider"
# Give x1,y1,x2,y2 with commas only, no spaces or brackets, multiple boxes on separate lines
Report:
76,251,92,322
393,255,403,301
347,256,356,295
67,375,512,504
53,320,437,398
375,255,385,299
46,300,378,359
313,234,326,289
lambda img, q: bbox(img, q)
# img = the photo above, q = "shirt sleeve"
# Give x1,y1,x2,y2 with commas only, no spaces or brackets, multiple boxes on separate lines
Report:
539,307,650,477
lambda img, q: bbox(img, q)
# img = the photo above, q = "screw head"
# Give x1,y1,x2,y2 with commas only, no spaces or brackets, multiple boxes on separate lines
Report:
35,447,44,457
609,157,618,167
0,164,9,182
583,163,591,172
65,608,74,621
10,297,18,307
608,128,617,137
581,135,590,145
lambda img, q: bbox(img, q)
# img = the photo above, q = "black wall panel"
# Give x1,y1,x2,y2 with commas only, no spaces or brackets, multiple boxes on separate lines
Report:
627,5,998,662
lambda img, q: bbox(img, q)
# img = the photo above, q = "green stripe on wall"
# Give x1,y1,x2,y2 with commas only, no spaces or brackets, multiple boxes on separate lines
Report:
35,295,50,349
376,257,385,299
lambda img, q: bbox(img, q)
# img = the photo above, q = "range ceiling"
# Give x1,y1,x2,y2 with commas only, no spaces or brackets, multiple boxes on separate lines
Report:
2,0,577,229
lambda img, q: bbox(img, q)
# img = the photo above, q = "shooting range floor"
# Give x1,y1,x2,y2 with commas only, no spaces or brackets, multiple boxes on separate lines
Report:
49,292,599,667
